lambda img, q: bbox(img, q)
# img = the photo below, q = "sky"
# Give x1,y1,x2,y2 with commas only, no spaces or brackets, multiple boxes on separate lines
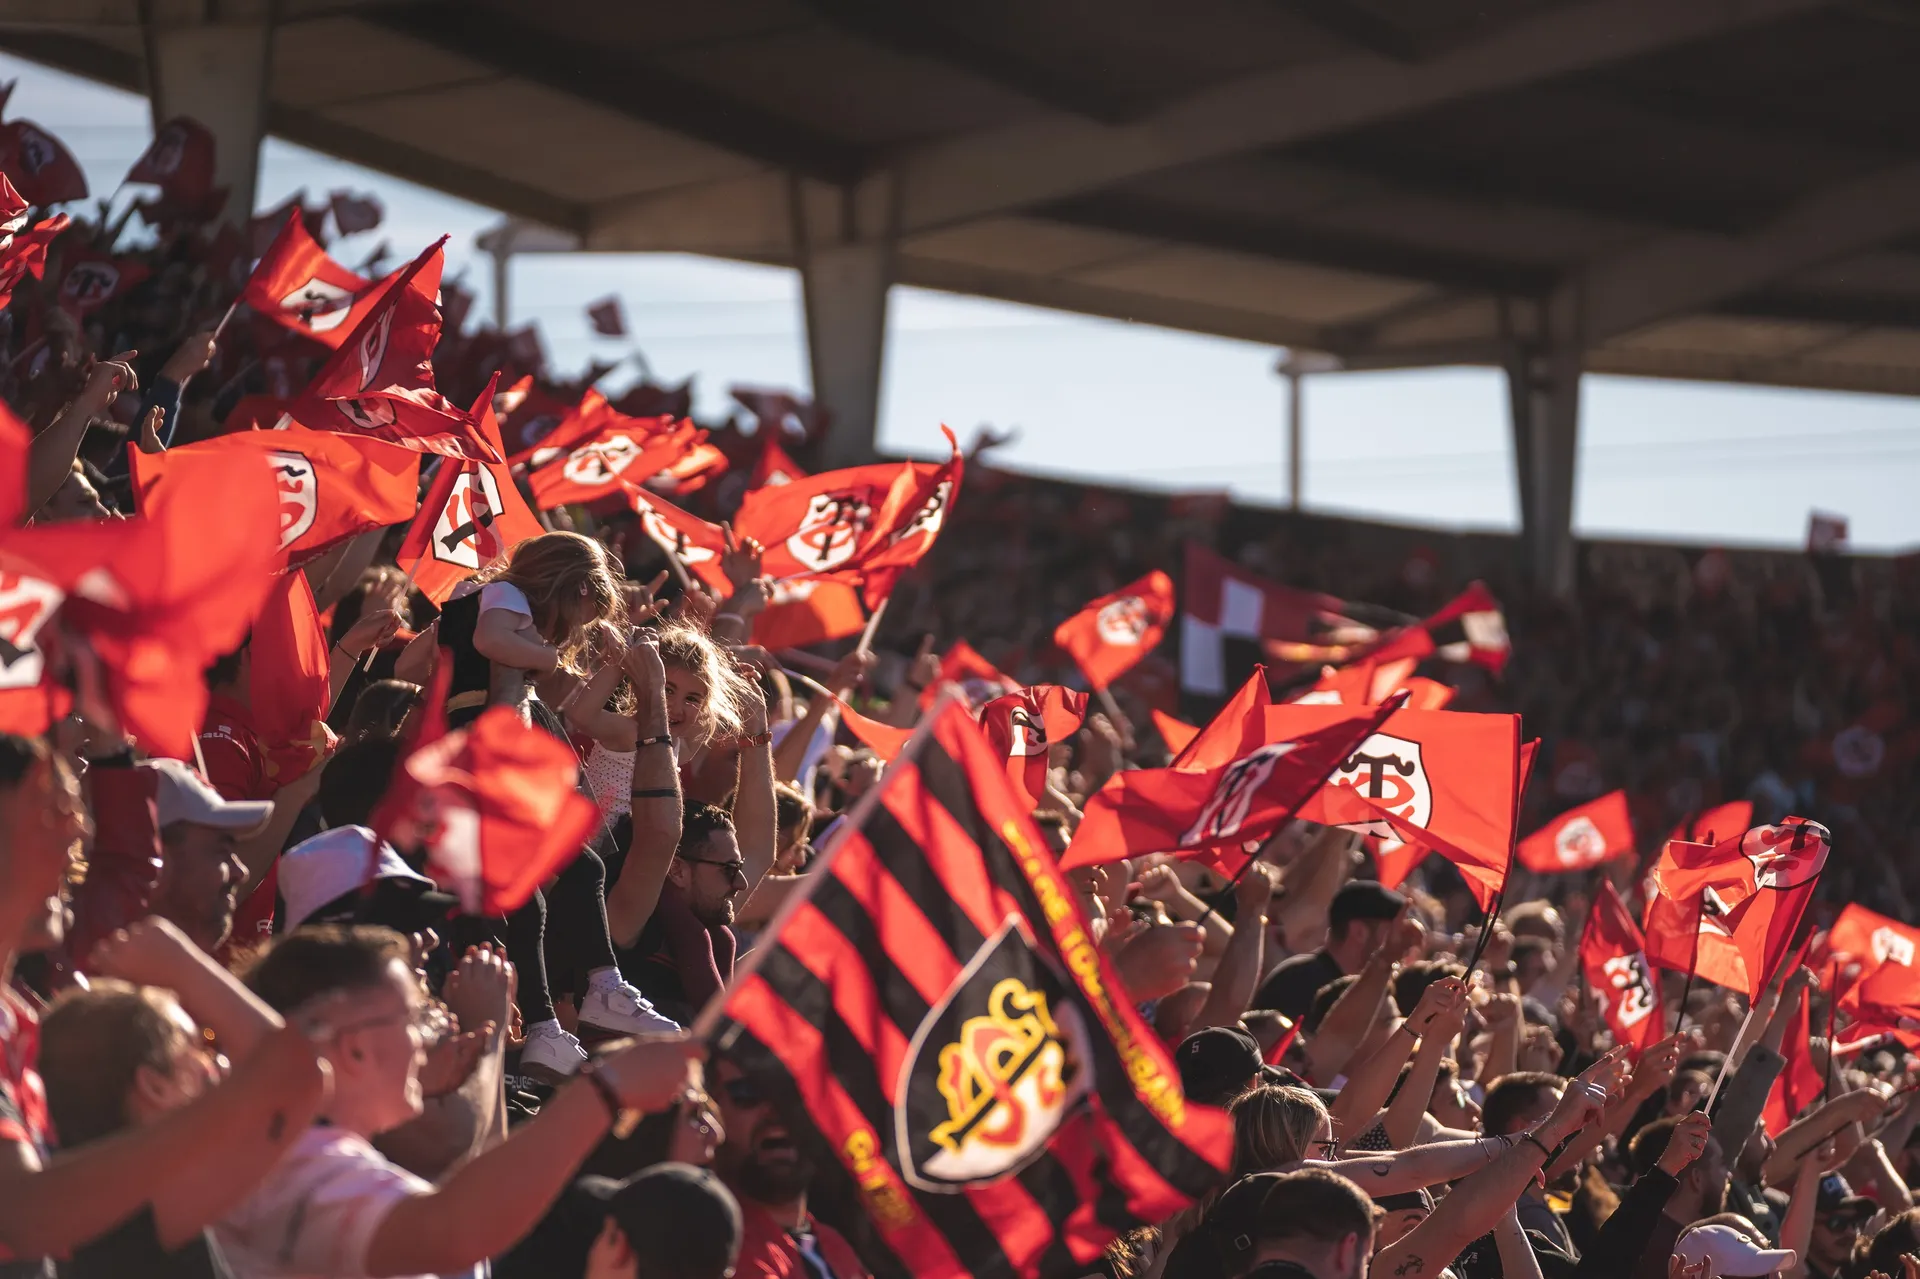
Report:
12,50,1920,553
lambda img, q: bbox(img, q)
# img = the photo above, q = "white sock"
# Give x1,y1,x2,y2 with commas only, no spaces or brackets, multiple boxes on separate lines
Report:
527,1018,563,1037
586,966,625,992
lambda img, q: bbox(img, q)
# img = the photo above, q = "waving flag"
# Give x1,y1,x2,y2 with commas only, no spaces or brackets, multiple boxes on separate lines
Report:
0,174,65,312
1518,790,1635,874
246,568,336,784
977,685,1089,810
623,486,729,594
920,641,1017,712
1761,980,1823,1135
750,434,807,488
717,701,1230,1279
125,117,217,210
1152,710,1199,756
586,296,626,337
295,237,496,462
1288,657,1454,711
1179,542,1367,696
0,117,87,205
1579,880,1663,1051
328,190,383,236
526,417,706,508
375,706,599,915
241,210,422,348
1827,903,1920,1013
396,376,544,605
1666,801,1754,848
57,252,150,317
130,425,421,567
1364,582,1511,676
1641,820,1829,997
1054,571,1175,691
1267,703,1522,909
1066,699,1401,869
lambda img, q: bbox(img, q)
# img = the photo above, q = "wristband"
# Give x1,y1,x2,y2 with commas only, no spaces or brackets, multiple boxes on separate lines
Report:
630,787,677,800
1521,1132,1554,1160
741,730,773,748
580,1060,622,1122
635,734,673,749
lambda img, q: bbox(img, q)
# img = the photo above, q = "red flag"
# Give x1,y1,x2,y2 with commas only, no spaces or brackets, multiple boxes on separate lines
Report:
1762,981,1823,1135
1365,582,1511,676
125,117,216,210
495,376,577,457
717,702,1229,1279
57,252,150,317
240,210,393,348
1064,699,1401,869
623,487,729,594
130,426,422,568
1828,903,1920,1014
749,434,807,489
1666,800,1754,848
586,296,626,336
1579,880,1664,1051
395,377,545,606
919,640,1017,711
1269,703,1522,909
0,174,64,312
1641,820,1830,997
826,691,914,762
1174,667,1272,771
978,685,1089,810
1054,571,1175,691
294,237,496,463
751,579,871,650
1518,790,1636,874
1179,542,1365,694
0,118,87,206
506,389,632,467
247,568,337,784
1289,657,1454,711
375,706,598,915
649,439,730,498
527,417,706,508
1152,710,1199,756
0,396,27,528
328,190,383,236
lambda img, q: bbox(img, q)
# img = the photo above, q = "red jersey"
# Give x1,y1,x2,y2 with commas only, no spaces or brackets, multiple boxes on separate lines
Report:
199,693,279,945
0,985,51,1272
733,1200,869,1279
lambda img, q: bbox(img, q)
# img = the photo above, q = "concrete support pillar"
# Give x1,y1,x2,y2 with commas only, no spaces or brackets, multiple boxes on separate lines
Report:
143,18,271,224
1505,347,1582,596
793,176,895,469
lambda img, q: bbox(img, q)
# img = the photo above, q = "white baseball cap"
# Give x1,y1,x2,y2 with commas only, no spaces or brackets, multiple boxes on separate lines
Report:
1671,1224,1797,1277
142,758,273,833
279,826,436,929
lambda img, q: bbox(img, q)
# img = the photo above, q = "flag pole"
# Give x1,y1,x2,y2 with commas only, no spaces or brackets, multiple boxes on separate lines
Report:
210,296,242,345
360,553,424,673
1823,959,1840,1101
1703,1002,1759,1112
854,596,889,656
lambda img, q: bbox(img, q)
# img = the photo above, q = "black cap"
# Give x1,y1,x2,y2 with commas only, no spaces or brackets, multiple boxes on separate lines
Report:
1205,1173,1286,1271
580,1164,743,1279
1177,1027,1288,1107
1816,1173,1876,1222
1329,881,1405,931
1374,1188,1434,1214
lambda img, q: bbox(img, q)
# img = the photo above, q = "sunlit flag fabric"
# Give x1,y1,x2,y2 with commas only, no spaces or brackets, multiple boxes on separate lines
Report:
1826,903,1920,1016
1063,699,1400,870
130,425,421,569
295,237,498,463
1364,582,1511,676
1578,879,1664,1051
714,702,1231,1279
246,568,337,784
1666,800,1754,848
1152,711,1199,757
241,210,431,349
1054,571,1175,691
1761,979,1824,1135
1266,703,1523,910
526,417,706,509
1287,657,1454,711
495,376,576,457
622,486,729,594
0,115,87,206
374,705,599,915
1179,542,1364,697
977,685,1090,810
1641,819,1830,997
1172,667,1271,771
396,377,545,606
920,641,1017,712
0,174,65,312
750,433,807,489
1517,790,1635,874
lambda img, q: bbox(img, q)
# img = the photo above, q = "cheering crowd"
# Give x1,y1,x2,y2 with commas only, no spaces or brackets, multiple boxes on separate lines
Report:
0,100,1918,1279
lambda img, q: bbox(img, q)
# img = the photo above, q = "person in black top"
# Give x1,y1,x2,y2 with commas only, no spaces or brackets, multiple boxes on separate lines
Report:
1253,882,1407,1022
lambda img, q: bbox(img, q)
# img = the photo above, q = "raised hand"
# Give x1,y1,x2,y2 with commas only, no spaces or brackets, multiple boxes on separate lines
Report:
1407,976,1468,1037
623,571,671,627
339,607,404,659
442,943,512,1033
86,917,200,987
826,647,875,697
624,631,666,696
136,404,167,454
1234,861,1277,914
1655,1110,1712,1175
1113,921,1205,1002
418,1020,494,1098
1628,1032,1689,1098
160,330,218,383
594,1034,709,1113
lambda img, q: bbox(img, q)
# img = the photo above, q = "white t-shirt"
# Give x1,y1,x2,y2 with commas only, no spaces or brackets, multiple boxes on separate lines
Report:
477,581,532,621
215,1125,485,1279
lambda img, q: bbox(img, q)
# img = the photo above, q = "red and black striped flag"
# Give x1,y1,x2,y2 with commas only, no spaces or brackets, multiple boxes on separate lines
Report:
715,701,1231,1279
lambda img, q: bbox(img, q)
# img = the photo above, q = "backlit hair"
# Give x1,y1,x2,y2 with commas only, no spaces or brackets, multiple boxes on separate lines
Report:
1231,1084,1330,1174
40,980,189,1146
484,531,625,675
655,617,750,745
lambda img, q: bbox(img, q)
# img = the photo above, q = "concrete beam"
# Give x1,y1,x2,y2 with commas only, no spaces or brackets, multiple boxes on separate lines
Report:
795,178,897,470
1506,348,1582,597
143,19,271,224
1561,159,1920,347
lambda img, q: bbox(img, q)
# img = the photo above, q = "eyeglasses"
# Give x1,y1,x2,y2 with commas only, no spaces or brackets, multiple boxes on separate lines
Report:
1311,1139,1340,1160
321,1001,447,1048
687,857,749,887
721,1076,767,1107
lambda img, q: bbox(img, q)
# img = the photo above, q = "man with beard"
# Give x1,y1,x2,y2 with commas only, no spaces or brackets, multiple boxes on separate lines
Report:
712,1058,869,1279
622,804,749,1026
1626,1113,1731,1279
142,760,275,958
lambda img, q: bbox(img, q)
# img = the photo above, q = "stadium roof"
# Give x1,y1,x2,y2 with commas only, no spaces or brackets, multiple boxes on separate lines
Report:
15,0,1920,397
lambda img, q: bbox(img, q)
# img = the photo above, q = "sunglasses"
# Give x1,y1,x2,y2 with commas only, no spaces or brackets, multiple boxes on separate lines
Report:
687,857,749,887
721,1077,768,1107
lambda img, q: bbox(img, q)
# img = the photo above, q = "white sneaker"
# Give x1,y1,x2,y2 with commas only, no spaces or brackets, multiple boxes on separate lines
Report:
579,976,681,1035
519,1021,588,1081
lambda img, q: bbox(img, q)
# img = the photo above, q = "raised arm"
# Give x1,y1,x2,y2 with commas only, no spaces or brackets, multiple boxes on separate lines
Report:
1384,982,1470,1149
734,677,778,897
1271,826,1352,956
87,917,281,1061
1492,1205,1545,1279
1547,1031,1685,1179
1190,865,1277,1034
1305,909,1418,1084
330,608,404,713
774,651,870,785
608,637,680,948
1334,977,1465,1153
1316,1130,1550,1195
1714,967,1809,1162
30,354,135,516
1762,1088,1885,1187
1570,1111,1704,1279
1374,1049,1623,1278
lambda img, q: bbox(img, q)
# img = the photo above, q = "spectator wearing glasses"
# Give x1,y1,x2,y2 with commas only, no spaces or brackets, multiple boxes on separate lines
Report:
620,804,749,1027
711,1058,869,1279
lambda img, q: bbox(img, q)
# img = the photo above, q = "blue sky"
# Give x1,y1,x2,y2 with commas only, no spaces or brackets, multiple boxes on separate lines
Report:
13,50,1920,552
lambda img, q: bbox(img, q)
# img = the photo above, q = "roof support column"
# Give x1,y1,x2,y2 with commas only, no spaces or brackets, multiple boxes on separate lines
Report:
1505,346,1582,597
142,11,271,225
794,175,896,469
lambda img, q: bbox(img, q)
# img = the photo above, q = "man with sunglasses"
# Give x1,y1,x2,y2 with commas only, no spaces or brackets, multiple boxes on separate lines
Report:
711,1058,869,1279
620,804,751,1027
